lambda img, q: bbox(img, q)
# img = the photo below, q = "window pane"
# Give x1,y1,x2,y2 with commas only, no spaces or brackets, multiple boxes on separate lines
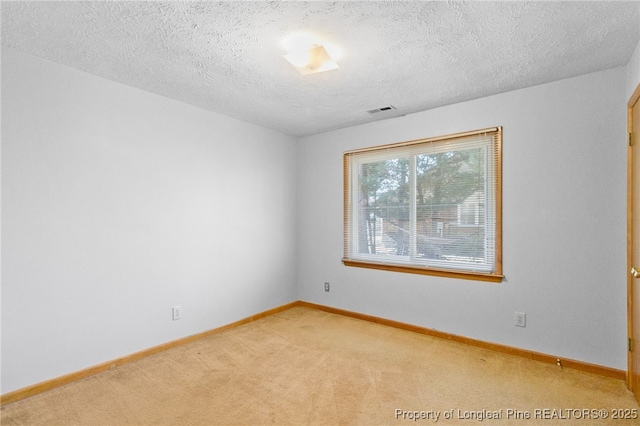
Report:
416,147,486,264
358,158,410,256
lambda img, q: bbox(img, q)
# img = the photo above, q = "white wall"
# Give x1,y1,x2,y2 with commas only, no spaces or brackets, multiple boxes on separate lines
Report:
296,66,628,370
627,39,640,100
1,48,297,393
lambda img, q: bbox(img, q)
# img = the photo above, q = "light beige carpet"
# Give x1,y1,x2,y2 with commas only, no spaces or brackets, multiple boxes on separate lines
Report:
1,307,639,425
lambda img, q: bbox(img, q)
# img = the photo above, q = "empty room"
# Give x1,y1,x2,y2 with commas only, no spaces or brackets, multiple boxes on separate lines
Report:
3,1,640,424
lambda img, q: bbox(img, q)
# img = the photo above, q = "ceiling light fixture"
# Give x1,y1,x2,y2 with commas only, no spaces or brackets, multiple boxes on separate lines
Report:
281,32,341,75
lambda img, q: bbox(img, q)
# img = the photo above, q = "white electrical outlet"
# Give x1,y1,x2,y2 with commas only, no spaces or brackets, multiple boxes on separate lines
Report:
172,306,182,321
515,312,526,327
324,282,330,292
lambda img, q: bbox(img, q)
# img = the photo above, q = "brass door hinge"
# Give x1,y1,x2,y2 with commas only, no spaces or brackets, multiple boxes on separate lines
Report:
629,337,634,352
630,133,635,147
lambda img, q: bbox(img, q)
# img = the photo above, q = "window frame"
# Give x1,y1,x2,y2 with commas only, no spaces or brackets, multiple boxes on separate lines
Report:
342,127,503,283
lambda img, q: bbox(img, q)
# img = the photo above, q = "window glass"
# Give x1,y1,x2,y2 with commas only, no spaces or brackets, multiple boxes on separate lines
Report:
344,128,502,281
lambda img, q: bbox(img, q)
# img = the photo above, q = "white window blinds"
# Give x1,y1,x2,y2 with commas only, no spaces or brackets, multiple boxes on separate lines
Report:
343,127,502,281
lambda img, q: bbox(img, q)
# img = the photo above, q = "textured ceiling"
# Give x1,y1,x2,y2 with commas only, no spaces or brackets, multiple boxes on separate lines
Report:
2,1,639,137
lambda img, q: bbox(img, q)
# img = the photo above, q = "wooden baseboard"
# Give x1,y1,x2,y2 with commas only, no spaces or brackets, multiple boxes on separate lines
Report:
1,299,625,405
295,301,626,381
0,301,298,406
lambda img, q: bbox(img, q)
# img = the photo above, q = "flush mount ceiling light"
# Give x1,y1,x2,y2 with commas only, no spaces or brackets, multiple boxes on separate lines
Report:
281,32,341,75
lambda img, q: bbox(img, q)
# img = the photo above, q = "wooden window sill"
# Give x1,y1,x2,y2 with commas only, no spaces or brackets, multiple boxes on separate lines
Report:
342,259,504,283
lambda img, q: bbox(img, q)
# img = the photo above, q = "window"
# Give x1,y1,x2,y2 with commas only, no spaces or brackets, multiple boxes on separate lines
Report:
343,127,502,282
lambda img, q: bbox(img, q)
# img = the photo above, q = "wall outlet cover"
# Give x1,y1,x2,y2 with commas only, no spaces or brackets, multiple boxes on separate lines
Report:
172,306,182,321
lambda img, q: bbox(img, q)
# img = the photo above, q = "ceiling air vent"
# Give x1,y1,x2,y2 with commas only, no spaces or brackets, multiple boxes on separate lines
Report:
367,105,396,114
